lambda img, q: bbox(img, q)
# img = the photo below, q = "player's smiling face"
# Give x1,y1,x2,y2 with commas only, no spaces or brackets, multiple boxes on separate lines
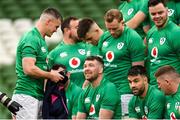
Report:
83,60,100,82
149,3,168,28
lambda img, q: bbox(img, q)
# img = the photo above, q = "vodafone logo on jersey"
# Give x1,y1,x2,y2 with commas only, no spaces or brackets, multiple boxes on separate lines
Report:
170,112,176,120
142,115,147,120
69,57,80,68
106,51,114,62
89,104,95,115
151,47,158,58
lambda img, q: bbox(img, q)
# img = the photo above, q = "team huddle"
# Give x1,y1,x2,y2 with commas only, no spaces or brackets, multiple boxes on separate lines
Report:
11,0,180,119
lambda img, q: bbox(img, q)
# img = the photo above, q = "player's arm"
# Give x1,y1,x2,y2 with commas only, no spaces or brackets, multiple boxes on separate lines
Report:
132,61,144,66
126,11,146,29
147,92,165,118
71,115,76,120
99,109,114,119
128,98,139,119
71,88,82,120
76,112,87,119
143,24,151,33
22,57,62,82
100,83,120,119
130,29,145,67
82,80,90,89
76,90,87,119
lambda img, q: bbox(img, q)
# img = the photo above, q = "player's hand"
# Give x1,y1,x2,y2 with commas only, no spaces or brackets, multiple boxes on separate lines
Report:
49,70,64,83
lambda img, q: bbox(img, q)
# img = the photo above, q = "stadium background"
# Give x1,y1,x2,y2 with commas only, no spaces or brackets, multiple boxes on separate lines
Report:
0,0,121,118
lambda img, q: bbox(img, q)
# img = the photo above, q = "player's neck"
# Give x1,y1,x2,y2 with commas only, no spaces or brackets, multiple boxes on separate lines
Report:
140,84,148,98
92,74,103,88
63,36,76,44
36,22,46,38
65,80,70,91
157,18,168,30
171,82,179,94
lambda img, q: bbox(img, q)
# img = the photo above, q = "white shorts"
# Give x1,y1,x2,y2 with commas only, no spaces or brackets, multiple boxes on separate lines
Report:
12,94,42,119
120,94,133,117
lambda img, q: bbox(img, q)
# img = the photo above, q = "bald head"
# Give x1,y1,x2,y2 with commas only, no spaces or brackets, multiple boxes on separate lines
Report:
104,9,123,23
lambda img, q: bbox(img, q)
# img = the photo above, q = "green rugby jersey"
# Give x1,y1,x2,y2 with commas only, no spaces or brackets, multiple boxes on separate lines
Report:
165,84,180,119
128,85,165,119
141,0,180,26
66,82,82,119
14,27,48,100
118,0,146,38
146,20,180,87
98,26,145,95
48,41,99,87
78,78,121,119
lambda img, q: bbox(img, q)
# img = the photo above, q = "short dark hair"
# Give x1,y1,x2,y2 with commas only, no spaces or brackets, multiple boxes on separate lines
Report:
77,18,94,39
148,0,166,7
42,7,63,22
155,65,179,78
128,65,147,76
85,56,104,68
61,16,78,33
104,9,123,23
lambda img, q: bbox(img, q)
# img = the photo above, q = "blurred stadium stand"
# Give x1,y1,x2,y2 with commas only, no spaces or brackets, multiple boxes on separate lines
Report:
0,0,118,118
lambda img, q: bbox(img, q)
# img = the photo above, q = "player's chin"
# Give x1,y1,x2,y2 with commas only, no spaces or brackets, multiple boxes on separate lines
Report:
155,21,163,27
85,75,91,80
132,90,139,96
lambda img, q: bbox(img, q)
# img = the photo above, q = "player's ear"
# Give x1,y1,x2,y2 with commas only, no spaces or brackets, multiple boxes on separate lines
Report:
64,28,69,33
143,76,148,83
67,72,71,78
99,67,103,74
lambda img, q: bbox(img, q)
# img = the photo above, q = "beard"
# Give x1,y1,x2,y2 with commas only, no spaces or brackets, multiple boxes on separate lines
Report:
69,34,81,43
132,86,145,96
111,30,122,38
85,73,98,83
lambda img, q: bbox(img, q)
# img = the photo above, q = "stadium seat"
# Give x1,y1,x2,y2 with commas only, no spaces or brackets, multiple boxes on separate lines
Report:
0,19,14,35
38,0,57,8
0,0,15,6
13,18,33,35
0,42,14,66
0,9,5,18
77,0,94,7
57,0,76,6
18,0,36,6
3,3,24,19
